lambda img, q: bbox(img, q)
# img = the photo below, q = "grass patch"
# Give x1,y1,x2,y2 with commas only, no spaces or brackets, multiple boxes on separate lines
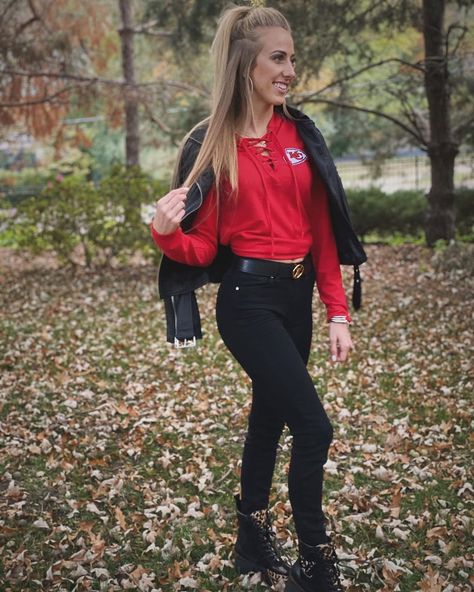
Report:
0,246,472,591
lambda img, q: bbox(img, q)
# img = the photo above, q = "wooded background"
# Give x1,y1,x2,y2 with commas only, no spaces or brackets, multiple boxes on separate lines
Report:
1,0,473,247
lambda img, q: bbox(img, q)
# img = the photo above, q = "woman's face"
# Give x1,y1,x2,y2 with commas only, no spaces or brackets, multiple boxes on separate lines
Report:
250,27,296,109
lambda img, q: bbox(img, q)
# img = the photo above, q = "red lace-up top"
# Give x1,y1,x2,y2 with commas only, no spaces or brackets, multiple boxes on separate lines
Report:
151,111,351,321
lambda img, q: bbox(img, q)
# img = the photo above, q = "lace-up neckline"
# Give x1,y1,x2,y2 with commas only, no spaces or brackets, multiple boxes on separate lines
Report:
242,134,275,169
238,112,282,170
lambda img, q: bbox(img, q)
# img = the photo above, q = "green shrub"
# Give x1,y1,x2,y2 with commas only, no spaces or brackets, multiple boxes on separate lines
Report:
0,169,48,207
2,172,472,265
347,187,474,242
346,188,425,240
2,165,168,267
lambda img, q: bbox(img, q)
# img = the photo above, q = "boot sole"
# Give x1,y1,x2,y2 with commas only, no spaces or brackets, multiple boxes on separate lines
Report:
235,550,288,590
235,550,263,575
284,575,305,592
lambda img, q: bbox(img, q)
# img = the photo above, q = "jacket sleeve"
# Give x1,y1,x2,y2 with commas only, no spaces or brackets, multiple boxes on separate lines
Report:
150,186,218,267
310,177,352,322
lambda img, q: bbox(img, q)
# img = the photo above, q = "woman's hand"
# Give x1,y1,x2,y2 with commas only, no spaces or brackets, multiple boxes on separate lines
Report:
329,323,353,363
152,187,189,235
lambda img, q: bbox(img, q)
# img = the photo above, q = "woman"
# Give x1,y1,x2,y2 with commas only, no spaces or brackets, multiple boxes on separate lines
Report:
150,6,366,592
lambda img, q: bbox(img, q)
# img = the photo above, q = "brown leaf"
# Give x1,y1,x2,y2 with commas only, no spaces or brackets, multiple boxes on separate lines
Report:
426,526,448,539
115,506,127,530
390,485,402,518
419,566,442,591
113,401,139,417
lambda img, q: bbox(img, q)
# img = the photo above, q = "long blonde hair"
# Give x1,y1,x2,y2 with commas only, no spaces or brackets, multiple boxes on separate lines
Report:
172,4,292,195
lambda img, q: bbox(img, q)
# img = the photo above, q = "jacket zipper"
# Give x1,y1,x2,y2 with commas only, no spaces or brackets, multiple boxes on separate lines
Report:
171,295,178,336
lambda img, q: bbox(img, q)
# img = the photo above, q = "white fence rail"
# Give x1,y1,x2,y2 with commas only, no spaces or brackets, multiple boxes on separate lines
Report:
336,155,473,193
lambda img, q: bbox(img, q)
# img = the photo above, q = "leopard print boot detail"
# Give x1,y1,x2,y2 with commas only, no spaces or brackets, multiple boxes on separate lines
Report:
234,494,290,590
285,538,344,592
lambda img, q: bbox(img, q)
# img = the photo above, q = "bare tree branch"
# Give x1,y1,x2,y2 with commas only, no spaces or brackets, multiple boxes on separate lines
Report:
0,85,77,107
136,29,174,38
385,87,429,145
142,102,174,136
15,14,40,38
0,0,20,23
453,115,474,141
29,0,54,35
27,0,40,20
0,68,210,96
132,20,173,37
26,0,51,35
445,24,468,60
9,0,44,39
1,68,104,84
293,96,426,146
139,80,209,96
136,19,160,30
346,0,387,29
295,58,424,101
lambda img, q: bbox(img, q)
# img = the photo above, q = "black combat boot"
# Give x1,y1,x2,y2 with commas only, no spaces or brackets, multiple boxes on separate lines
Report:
284,538,344,592
234,493,290,589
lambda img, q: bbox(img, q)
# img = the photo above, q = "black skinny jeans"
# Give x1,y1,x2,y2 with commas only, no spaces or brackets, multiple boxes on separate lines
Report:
216,259,334,545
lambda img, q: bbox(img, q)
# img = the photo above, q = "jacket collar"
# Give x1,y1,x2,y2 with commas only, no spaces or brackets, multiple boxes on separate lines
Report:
276,104,313,126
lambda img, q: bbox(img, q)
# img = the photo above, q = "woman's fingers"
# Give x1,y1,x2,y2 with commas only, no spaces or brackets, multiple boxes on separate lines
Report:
166,198,186,221
330,336,338,363
338,342,349,362
158,186,189,206
329,324,353,363
156,188,188,212
153,187,189,233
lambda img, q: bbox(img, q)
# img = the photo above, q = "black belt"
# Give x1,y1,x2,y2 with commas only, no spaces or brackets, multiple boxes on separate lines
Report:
233,254,312,279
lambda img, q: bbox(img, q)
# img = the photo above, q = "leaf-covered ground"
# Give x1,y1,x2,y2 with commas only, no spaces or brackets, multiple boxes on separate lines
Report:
0,244,472,592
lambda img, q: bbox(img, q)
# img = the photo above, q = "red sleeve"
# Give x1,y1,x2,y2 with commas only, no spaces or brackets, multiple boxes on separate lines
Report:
310,178,351,322
150,187,218,267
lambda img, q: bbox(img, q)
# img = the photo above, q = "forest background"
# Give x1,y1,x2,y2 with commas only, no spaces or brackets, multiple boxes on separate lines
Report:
0,2,473,592
1,0,473,265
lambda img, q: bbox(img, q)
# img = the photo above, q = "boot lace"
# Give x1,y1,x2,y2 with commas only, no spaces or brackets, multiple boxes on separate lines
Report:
250,509,289,565
300,542,343,592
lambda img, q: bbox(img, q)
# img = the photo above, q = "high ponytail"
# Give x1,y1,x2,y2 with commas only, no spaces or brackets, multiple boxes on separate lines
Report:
172,4,292,196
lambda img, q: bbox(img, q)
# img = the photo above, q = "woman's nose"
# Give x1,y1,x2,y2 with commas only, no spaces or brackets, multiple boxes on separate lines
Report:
284,60,296,80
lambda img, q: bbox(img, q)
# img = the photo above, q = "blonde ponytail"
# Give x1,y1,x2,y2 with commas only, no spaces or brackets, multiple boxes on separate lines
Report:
174,4,292,197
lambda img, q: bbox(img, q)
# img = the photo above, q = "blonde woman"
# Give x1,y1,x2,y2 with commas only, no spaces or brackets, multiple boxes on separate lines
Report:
151,5,366,592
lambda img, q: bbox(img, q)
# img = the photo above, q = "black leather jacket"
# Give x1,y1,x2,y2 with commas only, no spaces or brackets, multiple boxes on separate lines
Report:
156,104,367,346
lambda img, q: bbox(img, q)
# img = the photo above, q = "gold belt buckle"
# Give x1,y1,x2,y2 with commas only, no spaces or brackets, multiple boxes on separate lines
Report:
292,263,305,279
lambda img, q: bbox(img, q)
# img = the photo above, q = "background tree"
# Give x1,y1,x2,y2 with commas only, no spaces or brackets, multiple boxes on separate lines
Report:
145,0,473,245
422,0,467,244
0,0,116,143
1,0,472,239
0,0,207,165
280,0,473,245
119,0,140,166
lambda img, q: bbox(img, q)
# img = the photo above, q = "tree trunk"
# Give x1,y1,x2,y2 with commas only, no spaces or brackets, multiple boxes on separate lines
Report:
119,0,140,167
422,0,458,246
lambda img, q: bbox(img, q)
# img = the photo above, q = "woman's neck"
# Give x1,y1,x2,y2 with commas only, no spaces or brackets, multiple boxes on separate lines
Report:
239,104,274,138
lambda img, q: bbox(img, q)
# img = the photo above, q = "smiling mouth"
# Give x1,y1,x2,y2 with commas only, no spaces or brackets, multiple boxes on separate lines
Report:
273,82,289,93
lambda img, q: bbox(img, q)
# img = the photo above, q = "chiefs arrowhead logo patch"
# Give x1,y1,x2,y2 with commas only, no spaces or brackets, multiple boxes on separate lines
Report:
285,147,308,165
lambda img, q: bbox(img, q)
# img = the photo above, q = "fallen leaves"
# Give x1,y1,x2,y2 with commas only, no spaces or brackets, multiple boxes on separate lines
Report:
0,244,473,591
